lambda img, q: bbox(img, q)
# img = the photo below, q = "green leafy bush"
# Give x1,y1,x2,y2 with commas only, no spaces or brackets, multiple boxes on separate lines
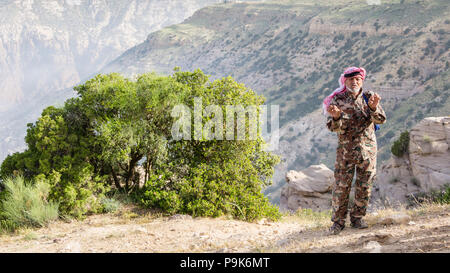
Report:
139,162,280,221
138,70,281,221
391,131,410,157
434,184,450,204
0,176,59,232
0,101,109,218
0,69,281,221
0,72,181,218
139,169,182,215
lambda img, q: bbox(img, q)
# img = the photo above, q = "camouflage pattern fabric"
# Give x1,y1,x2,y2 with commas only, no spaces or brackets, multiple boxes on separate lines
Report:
326,89,386,224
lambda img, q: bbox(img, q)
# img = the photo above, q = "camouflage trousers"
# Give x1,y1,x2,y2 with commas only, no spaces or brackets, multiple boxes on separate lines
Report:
331,146,376,224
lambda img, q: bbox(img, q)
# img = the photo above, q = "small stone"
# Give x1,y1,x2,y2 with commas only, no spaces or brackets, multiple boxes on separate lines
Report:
135,227,148,233
364,241,382,253
216,248,230,253
190,244,199,250
257,218,267,225
63,241,82,253
374,234,396,244
408,221,416,225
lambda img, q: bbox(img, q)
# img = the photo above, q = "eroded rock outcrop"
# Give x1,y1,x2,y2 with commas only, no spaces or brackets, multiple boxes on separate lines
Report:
373,117,450,205
280,164,334,212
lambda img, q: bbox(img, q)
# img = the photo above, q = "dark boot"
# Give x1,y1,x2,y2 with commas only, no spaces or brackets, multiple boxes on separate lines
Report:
329,221,345,235
350,218,368,229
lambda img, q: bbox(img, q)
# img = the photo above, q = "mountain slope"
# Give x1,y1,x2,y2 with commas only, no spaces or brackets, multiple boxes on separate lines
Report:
0,0,245,161
100,0,450,203
0,0,234,110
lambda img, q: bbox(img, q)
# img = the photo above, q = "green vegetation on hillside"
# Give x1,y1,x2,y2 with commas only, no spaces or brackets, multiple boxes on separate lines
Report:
391,131,410,157
114,0,449,137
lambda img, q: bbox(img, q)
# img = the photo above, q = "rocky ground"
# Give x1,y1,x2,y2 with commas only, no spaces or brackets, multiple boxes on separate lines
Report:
0,203,448,253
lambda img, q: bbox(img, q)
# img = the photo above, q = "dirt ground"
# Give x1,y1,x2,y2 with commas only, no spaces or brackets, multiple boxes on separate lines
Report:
0,204,448,253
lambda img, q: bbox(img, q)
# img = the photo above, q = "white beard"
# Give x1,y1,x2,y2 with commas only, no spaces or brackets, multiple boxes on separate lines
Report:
347,86,360,93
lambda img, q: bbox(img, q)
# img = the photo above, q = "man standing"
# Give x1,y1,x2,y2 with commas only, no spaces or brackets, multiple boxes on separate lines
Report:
323,67,386,235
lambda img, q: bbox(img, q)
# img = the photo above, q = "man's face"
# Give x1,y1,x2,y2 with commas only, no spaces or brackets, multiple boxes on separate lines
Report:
345,76,363,92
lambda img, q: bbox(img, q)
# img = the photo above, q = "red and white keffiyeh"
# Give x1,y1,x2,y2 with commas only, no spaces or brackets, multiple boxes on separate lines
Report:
322,67,366,115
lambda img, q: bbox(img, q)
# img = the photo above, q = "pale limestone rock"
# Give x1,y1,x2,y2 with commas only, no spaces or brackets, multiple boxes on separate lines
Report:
378,213,411,225
373,117,450,205
286,164,334,193
62,241,82,253
364,241,382,253
392,213,412,224
280,164,333,212
134,227,148,234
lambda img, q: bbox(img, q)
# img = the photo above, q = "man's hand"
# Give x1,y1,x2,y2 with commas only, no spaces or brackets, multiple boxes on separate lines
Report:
368,93,381,110
327,105,341,120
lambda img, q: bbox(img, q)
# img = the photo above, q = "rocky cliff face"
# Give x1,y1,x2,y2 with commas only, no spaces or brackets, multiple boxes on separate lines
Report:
0,0,230,111
0,0,233,161
373,116,450,205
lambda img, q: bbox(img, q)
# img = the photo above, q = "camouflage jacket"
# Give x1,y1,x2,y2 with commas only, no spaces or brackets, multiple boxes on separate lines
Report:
326,89,387,160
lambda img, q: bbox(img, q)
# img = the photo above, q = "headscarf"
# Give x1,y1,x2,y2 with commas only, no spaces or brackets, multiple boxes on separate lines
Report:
322,67,366,115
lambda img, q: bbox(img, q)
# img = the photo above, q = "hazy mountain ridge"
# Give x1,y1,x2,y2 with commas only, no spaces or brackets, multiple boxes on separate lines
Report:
100,0,450,203
0,0,230,109
0,0,241,161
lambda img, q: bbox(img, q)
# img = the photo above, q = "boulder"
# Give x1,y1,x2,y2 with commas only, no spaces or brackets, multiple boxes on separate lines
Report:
280,164,334,212
372,156,419,205
373,117,450,205
409,117,450,192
